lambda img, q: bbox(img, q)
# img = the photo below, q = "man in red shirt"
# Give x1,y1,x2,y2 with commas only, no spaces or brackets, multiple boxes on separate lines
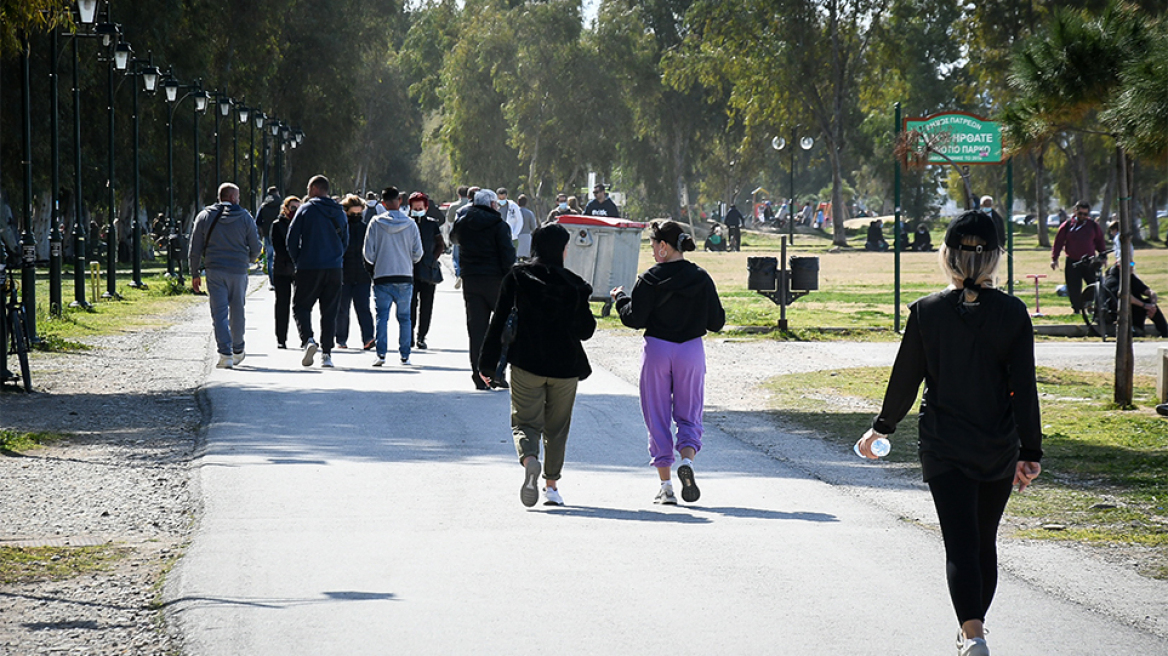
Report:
1051,200,1107,312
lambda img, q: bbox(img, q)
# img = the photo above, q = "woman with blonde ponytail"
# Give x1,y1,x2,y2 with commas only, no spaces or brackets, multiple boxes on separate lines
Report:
857,210,1042,656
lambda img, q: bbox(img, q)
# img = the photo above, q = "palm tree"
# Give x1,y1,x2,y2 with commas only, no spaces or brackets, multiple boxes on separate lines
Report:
1003,1,1150,406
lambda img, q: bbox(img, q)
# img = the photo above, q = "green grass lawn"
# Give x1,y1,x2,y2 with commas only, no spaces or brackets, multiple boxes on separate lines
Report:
0,545,126,585
13,262,204,350
590,224,1167,340
764,366,1168,576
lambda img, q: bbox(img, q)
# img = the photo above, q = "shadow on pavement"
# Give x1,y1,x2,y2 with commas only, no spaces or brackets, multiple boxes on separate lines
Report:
540,505,711,523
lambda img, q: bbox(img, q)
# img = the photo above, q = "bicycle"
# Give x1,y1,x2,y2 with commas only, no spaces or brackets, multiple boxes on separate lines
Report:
1073,253,1111,340
1,252,32,392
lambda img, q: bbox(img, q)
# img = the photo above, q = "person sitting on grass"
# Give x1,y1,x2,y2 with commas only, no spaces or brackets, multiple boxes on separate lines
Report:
1102,264,1168,338
912,222,934,252
865,219,889,251
704,225,728,252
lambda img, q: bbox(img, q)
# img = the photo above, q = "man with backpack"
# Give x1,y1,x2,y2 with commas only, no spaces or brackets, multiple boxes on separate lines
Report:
188,183,262,369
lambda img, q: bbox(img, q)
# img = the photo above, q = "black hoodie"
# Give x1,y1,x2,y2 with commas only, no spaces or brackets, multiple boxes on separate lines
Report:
450,204,516,278
614,259,725,343
479,262,596,380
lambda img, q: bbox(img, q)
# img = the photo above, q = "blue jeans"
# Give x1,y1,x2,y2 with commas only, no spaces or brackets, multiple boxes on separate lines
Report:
263,236,274,284
374,281,413,359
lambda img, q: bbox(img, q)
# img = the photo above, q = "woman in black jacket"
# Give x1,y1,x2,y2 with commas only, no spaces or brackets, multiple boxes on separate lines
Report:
269,196,301,349
857,210,1042,656
611,220,725,505
407,191,445,350
480,223,595,507
335,194,375,350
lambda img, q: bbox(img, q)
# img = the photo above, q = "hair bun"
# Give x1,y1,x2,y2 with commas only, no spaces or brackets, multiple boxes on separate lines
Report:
678,233,696,252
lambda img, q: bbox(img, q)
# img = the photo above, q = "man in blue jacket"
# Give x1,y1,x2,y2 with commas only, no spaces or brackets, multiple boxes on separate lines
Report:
287,175,348,368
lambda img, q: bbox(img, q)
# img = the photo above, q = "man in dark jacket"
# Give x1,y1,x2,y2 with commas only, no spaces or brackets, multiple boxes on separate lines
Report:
583,183,620,218
407,192,445,350
188,183,262,369
723,204,743,251
450,189,517,389
287,175,348,368
255,187,281,287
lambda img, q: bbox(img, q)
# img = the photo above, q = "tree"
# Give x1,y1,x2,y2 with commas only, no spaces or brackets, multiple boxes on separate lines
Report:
668,0,888,246
1004,1,1149,405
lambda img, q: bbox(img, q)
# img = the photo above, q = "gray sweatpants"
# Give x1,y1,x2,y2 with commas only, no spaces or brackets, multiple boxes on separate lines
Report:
206,270,249,356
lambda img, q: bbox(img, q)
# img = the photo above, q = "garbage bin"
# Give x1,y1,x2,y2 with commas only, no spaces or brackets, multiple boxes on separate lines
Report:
555,215,647,315
790,256,819,291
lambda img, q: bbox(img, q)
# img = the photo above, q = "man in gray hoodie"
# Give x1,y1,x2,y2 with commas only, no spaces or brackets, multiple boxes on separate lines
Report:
189,183,262,369
363,187,423,366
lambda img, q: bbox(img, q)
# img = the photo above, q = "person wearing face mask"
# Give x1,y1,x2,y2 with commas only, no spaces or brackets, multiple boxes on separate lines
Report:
335,195,375,351
976,195,1008,248
547,193,573,223
407,192,445,350
610,220,725,505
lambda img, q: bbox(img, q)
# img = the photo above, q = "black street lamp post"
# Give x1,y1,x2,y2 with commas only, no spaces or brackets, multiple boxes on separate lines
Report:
252,109,265,214
49,28,63,317
20,32,37,341
126,52,158,289
163,73,207,285
102,35,130,300
69,20,90,308
214,92,231,188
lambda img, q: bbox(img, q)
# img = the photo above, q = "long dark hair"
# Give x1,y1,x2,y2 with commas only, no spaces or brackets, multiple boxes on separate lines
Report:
530,223,570,268
650,219,696,252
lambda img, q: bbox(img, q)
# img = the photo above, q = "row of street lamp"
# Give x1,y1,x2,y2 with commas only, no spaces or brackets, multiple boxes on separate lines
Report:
13,0,305,345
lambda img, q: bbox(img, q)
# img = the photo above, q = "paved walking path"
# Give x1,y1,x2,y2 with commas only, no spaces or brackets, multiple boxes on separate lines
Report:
167,279,1168,655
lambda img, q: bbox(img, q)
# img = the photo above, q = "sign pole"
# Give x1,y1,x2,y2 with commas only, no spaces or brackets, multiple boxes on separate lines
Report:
1007,157,1014,295
894,102,902,334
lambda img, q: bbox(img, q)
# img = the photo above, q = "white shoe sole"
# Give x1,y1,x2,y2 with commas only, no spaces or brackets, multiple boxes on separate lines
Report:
302,342,318,367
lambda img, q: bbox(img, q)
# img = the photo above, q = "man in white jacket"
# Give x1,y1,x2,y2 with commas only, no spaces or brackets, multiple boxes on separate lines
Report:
496,187,524,244
363,187,423,366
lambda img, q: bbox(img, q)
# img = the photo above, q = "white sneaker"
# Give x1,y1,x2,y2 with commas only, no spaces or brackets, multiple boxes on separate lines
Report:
400,357,411,366
232,351,246,366
321,354,334,368
654,484,677,505
302,339,318,367
372,356,385,367
216,354,233,369
957,632,990,656
543,487,564,506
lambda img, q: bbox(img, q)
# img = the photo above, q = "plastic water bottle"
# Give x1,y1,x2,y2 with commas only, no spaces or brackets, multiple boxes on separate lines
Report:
855,435,891,459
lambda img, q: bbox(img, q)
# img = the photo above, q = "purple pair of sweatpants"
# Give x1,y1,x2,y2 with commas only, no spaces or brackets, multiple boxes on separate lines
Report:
639,336,706,468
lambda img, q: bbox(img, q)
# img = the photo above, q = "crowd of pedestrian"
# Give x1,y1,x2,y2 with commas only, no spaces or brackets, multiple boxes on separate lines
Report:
184,176,1076,654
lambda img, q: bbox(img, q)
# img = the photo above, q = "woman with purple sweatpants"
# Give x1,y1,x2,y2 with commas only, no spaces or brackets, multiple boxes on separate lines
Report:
611,220,725,504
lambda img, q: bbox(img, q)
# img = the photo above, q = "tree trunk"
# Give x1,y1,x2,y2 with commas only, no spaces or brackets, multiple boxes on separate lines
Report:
1033,144,1050,248
1114,145,1134,406
829,142,847,246
1074,133,1090,204
1100,164,1116,223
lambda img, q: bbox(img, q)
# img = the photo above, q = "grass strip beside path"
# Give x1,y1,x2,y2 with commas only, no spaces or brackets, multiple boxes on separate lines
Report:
764,366,1168,578
0,546,126,585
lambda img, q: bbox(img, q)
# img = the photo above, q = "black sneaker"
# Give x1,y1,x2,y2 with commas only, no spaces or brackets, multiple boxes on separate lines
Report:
490,376,510,390
521,459,541,507
416,338,427,350
677,462,700,502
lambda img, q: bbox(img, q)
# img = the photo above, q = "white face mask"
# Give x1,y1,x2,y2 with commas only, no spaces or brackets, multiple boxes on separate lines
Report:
410,209,424,218
559,202,568,210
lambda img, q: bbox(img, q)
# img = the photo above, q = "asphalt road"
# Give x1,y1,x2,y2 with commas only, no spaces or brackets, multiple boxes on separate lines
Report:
166,278,1168,655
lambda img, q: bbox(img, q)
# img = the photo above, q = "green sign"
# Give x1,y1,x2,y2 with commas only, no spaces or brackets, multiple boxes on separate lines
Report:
904,112,1003,165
